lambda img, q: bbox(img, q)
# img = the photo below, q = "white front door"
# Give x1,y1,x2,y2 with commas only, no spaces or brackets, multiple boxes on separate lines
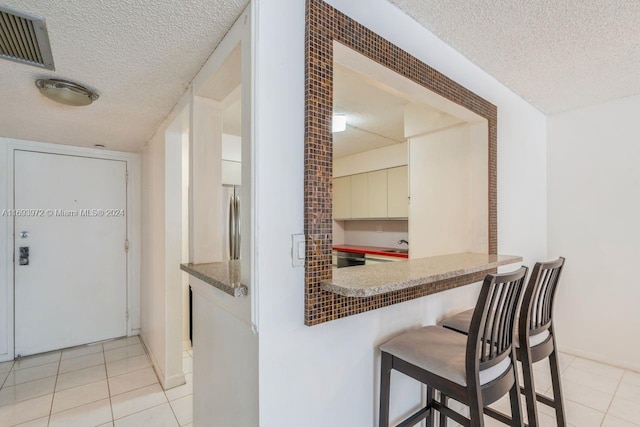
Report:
14,150,128,357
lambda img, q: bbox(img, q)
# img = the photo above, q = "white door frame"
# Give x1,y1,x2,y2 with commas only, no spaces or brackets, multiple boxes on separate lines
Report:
0,137,141,362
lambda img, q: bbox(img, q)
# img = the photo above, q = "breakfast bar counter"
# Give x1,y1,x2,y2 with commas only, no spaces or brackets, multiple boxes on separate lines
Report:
322,253,522,297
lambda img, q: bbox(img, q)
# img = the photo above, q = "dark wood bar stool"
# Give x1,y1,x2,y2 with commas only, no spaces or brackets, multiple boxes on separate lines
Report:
379,267,528,427
441,258,566,427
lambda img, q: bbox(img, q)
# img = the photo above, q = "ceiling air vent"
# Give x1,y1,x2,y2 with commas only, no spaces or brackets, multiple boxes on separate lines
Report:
0,4,54,70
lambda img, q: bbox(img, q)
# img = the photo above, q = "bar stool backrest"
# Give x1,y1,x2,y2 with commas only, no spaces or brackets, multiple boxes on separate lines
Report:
522,257,565,337
466,267,528,381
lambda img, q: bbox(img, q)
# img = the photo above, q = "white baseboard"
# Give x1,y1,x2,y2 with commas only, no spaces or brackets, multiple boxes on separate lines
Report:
558,345,640,373
139,334,187,390
139,335,165,386
164,371,187,390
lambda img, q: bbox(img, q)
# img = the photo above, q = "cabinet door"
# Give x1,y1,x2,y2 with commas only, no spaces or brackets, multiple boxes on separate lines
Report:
368,169,388,218
333,176,351,219
350,173,369,218
388,166,409,218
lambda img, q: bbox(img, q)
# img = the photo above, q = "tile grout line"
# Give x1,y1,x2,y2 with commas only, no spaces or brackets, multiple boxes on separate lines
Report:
165,348,193,426
165,388,183,426
104,345,116,426
46,351,63,427
601,369,635,427
0,362,14,389
49,347,112,424
560,355,576,373
108,337,177,424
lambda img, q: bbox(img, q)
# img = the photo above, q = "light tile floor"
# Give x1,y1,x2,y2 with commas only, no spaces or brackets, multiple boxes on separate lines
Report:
0,337,193,427
443,352,640,426
1,344,638,426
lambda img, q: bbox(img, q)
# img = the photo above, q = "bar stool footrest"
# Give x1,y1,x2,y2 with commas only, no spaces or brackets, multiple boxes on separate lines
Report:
518,385,557,407
397,405,431,427
432,400,469,426
484,406,529,427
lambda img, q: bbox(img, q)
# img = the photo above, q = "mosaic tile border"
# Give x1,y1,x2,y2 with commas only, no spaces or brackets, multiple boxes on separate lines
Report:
304,0,498,326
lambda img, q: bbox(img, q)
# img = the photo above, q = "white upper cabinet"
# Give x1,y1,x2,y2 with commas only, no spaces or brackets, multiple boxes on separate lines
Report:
387,166,408,218
368,169,388,218
333,176,351,219
333,166,407,220
350,173,369,218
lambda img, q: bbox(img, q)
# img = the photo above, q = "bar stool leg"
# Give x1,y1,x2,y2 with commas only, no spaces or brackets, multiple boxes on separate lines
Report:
509,376,524,427
468,391,484,427
548,349,567,427
440,392,448,427
520,350,539,427
379,352,392,427
426,386,435,427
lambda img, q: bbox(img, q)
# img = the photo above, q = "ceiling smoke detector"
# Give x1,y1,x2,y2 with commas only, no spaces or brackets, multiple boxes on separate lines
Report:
35,79,99,106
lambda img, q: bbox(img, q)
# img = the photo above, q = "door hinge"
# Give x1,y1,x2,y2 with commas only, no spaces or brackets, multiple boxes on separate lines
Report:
125,239,129,252
125,171,129,183
126,309,129,320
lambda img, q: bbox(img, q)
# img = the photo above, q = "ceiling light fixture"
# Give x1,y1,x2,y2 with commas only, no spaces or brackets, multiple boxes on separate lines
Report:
332,114,347,132
35,79,99,106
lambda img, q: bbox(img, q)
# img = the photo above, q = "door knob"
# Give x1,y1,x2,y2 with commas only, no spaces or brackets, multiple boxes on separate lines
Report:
19,231,30,238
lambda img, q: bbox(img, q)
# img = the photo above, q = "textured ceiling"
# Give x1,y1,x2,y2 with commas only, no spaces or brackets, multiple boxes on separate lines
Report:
388,0,640,114
333,65,406,158
0,0,247,152
333,63,461,158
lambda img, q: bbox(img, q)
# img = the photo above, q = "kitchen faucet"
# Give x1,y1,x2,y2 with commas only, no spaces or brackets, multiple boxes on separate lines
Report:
398,239,409,245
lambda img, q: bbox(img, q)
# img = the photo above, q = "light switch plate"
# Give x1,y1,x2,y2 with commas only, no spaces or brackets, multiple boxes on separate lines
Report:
292,234,305,268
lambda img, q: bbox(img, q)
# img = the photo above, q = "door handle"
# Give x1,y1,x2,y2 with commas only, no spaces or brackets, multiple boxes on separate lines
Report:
19,247,29,266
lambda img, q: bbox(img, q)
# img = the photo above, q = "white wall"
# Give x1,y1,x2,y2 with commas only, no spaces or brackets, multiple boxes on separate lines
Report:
185,6,259,426
140,131,168,383
140,97,190,389
0,142,10,360
164,131,189,387
408,123,488,257
548,94,640,371
255,1,546,426
469,122,489,253
342,220,408,248
409,125,472,257
181,133,190,348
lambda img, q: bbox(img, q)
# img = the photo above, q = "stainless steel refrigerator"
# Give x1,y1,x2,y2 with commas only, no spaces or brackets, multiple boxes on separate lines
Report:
222,185,241,260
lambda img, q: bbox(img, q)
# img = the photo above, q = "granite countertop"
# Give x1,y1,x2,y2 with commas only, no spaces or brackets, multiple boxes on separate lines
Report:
180,260,248,297
322,253,522,297
333,244,409,259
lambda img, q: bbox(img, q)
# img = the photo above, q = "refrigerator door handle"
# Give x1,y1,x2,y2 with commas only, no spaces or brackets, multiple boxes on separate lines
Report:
229,193,235,259
234,194,241,260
